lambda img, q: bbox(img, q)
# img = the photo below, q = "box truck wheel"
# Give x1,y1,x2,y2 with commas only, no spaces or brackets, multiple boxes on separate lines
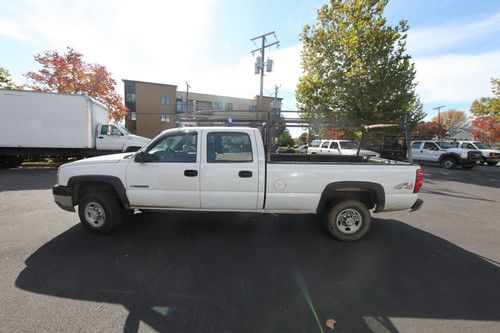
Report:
78,192,123,234
324,200,371,241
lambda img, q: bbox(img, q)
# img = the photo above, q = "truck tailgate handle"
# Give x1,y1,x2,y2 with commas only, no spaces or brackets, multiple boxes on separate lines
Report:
184,170,198,177
238,170,253,178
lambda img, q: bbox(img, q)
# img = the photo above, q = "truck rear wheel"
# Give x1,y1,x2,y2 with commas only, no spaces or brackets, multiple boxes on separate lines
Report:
487,161,498,166
78,192,123,234
440,157,457,169
324,200,371,241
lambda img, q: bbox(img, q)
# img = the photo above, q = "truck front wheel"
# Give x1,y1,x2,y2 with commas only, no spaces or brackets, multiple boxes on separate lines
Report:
78,192,123,234
324,200,371,241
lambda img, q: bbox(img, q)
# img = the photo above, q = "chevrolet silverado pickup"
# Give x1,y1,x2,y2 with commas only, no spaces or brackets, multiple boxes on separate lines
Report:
53,127,423,241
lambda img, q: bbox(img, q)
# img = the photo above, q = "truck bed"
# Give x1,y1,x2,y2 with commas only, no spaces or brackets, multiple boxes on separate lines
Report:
269,153,410,165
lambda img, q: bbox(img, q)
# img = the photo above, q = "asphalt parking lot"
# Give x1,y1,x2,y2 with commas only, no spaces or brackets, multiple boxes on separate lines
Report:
0,165,499,332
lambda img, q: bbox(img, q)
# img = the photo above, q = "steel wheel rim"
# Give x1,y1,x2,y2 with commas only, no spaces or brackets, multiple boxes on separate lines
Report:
444,160,454,168
84,202,106,228
335,208,362,234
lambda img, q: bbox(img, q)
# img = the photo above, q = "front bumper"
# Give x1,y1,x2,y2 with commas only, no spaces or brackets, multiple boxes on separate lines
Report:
410,198,424,212
52,185,75,212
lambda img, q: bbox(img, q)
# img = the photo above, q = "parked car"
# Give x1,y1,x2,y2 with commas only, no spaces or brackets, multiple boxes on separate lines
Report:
307,140,380,158
449,141,499,166
0,90,150,168
53,127,423,241
295,144,308,153
410,140,482,169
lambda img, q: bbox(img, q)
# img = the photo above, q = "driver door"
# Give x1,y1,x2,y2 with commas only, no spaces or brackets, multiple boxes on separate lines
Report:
125,130,201,208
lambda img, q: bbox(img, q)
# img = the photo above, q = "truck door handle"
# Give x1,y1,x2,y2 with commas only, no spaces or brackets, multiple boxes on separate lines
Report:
238,170,253,178
184,170,198,177
99,136,104,139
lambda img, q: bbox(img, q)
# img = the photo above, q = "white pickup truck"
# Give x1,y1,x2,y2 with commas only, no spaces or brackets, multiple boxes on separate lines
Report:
307,139,380,157
449,141,500,166
53,127,423,241
410,140,482,169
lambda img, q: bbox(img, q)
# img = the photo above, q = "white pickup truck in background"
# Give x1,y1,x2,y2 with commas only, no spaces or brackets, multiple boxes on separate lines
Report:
0,90,150,168
307,139,380,157
410,140,482,169
53,127,423,241
449,141,500,166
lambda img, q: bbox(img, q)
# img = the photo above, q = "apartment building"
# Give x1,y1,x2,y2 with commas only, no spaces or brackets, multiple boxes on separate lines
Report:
123,79,281,138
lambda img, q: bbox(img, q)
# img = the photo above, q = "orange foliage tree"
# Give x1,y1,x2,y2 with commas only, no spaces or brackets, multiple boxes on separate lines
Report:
25,47,127,121
471,116,500,144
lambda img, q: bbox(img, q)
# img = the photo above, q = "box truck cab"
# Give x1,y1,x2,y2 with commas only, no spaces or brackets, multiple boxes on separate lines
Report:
96,124,149,152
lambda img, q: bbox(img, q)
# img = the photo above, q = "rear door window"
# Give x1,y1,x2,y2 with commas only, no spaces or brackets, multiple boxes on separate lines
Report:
207,132,253,163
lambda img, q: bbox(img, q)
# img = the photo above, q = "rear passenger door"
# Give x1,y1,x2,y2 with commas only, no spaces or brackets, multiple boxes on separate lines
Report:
411,141,423,160
200,130,259,210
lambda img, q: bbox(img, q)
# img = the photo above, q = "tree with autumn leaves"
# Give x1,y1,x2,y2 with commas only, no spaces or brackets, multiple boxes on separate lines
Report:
24,47,127,121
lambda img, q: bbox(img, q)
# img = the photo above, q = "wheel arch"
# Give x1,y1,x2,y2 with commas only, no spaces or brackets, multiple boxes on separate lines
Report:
438,153,460,162
316,181,385,214
68,175,130,209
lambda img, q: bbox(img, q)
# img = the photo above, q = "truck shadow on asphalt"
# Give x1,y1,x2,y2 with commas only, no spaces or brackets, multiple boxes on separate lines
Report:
419,164,500,189
15,212,500,332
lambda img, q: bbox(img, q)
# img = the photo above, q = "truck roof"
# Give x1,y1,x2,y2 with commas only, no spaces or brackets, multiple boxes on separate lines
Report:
159,126,260,134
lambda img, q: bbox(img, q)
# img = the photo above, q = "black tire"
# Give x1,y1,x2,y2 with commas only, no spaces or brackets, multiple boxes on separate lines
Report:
486,161,498,166
78,192,124,234
440,157,457,169
479,157,486,165
324,200,371,241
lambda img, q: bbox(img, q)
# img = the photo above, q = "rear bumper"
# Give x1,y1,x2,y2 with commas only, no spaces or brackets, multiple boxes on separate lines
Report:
410,198,424,212
52,185,75,212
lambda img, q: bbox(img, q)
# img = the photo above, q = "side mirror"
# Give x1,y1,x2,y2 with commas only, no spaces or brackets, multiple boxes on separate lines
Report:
134,151,148,163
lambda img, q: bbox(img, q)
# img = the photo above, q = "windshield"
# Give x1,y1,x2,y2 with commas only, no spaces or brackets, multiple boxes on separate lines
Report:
309,140,321,147
473,142,490,149
435,141,452,149
118,126,129,135
339,141,359,149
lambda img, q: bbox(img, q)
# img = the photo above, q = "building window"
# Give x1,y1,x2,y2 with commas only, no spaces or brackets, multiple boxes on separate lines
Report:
249,105,256,112
225,103,233,111
176,99,186,112
130,111,136,121
161,113,169,123
126,93,136,102
161,96,170,105
214,101,223,111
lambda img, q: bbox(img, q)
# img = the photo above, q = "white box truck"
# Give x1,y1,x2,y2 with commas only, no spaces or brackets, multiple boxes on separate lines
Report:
0,90,150,168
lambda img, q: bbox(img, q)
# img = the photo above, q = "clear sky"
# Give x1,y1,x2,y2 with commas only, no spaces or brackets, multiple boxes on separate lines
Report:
1,0,499,137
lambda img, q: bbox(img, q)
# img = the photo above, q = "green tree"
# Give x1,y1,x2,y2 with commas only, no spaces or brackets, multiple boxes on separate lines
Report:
296,0,424,128
470,78,499,119
278,129,294,147
299,132,309,144
0,67,17,89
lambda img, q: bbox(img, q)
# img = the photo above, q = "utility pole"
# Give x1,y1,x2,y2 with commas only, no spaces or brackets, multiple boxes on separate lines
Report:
250,31,279,158
185,81,191,116
433,105,446,138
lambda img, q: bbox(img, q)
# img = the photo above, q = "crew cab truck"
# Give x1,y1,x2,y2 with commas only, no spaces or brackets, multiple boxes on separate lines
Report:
449,141,500,166
0,90,150,168
410,140,482,169
307,139,380,157
53,127,424,241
